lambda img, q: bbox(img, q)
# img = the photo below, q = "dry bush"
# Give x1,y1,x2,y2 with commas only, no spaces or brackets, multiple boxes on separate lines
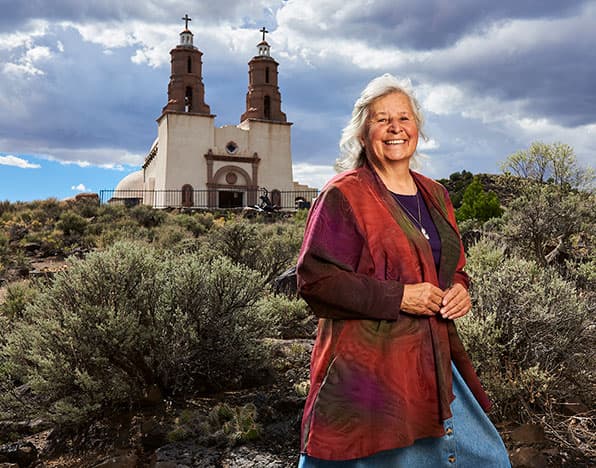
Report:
256,294,315,340
206,218,303,285
0,241,273,424
458,238,594,421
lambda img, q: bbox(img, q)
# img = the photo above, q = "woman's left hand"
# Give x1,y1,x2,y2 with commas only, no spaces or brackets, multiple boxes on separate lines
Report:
440,283,471,320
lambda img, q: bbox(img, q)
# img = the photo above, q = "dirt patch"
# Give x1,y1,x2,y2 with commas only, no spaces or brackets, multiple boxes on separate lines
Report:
29,256,68,274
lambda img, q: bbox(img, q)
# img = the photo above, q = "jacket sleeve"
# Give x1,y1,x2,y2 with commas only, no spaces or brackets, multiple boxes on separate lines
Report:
296,185,404,320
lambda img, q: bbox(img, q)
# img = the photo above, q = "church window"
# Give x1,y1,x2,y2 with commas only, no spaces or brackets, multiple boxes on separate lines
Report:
226,141,239,154
187,56,192,73
181,184,193,207
265,67,270,83
185,87,193,112
264,95,271,119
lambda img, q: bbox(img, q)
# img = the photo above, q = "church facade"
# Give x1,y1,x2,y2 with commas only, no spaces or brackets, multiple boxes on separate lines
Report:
112,18,315,209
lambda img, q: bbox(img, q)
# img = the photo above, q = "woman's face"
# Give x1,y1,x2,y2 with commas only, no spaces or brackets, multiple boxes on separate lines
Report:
362,92,419,170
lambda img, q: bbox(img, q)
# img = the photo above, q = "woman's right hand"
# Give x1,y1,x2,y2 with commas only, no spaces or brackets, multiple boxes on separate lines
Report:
401,283,444,316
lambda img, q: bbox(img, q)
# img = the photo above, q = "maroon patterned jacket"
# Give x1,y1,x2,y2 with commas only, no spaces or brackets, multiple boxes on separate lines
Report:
296,163,491,460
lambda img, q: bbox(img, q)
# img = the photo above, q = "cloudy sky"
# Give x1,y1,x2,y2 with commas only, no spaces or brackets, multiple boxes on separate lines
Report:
1,0,595,201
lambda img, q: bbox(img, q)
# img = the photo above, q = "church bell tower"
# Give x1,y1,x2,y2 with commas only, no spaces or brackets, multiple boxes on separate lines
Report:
240,27,287,123
162,14,210,115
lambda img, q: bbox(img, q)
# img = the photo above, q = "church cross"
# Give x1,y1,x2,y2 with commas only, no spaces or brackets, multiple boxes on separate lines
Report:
260,26,269,41
182,14,192,29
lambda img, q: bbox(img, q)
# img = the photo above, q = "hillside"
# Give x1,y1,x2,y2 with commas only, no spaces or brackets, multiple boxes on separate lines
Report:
0,179,594,467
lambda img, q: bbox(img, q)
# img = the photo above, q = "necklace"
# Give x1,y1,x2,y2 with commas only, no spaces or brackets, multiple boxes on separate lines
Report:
394,191,430,240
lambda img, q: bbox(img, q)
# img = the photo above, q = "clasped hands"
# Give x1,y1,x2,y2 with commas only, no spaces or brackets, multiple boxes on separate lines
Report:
401,282,471,320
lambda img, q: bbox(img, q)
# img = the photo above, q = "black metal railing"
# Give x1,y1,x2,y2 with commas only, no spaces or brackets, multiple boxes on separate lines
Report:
99,188,318,210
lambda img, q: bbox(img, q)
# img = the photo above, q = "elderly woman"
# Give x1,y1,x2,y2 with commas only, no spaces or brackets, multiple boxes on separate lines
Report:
296,74,510,467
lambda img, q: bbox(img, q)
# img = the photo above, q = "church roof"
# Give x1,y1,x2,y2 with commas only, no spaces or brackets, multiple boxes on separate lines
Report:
114,170,143,193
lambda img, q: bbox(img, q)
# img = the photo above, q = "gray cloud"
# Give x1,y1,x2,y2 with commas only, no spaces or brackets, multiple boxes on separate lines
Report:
0,0,594,187
0,0,282,32
277,1,596,131
410,5,596,126
0,37,159,161
278,0,589,50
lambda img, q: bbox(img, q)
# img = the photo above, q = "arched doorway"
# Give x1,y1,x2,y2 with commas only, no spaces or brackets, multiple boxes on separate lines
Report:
270,189,281,207
181,184,193,207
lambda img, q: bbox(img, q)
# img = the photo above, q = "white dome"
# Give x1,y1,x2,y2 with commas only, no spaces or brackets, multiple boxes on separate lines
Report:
114,170,144,194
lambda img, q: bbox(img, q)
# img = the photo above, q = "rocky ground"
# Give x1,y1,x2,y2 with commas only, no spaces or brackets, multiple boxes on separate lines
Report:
0,338,308,468
2,394,588,467
2,340,588,467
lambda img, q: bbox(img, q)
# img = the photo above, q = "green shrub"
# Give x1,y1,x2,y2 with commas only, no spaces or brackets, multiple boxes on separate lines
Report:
255,222,304,283
207,219,260,265
152,223,193,248
3,242,163,422
207,218,303,285
95,204,129,224
195,212,215,231
456,177,503,223
256,294,314,339
437,170,474,209
292,206,309,225
501,141,594,189
482,216,505,234
173,213,213,237
21,199,64,224
1,241,272,423
93,220,146,248
206,403,261,444
72,198,100,218
458,239,593,420
0,231,9,264
455,218,481,239
167,402,262,446
130,205,167,228
5,220,28,243
21,228,66,257
8,250,31,272
0,200,15,218
168,237,205,256
0,281,40,320
57,211,88,237
156,251,272,393
565,258,596,290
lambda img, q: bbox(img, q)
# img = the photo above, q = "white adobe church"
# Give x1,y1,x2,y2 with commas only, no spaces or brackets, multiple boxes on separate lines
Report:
112,15,315,209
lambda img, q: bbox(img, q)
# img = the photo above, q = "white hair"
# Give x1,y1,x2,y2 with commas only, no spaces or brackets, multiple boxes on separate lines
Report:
335,73,426,172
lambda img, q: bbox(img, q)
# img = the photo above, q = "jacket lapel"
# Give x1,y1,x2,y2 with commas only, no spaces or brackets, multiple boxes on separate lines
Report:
363,165,438,285
413,172,462,290
362,164,462,290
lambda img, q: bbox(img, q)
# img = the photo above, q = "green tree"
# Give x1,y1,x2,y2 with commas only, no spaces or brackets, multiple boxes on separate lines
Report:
502,184,594,266
456,177,503,222
437,170,474,209
501,141,594,189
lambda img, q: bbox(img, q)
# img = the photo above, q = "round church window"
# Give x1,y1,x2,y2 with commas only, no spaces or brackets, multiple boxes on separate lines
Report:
226,141,239,154
225,172,238,185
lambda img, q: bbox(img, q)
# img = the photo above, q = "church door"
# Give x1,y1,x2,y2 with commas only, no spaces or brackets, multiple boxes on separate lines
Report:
219,191,243,208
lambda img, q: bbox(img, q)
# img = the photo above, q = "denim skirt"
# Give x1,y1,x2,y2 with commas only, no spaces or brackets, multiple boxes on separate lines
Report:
298,363,511,468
